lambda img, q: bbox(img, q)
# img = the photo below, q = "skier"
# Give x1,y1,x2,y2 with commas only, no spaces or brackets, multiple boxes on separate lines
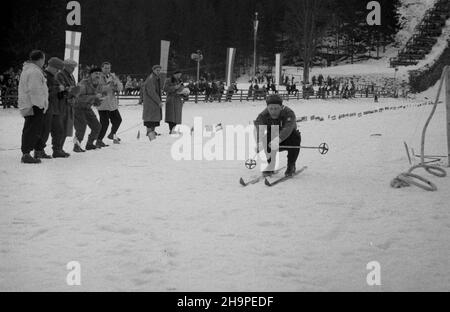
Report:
254,94,301,177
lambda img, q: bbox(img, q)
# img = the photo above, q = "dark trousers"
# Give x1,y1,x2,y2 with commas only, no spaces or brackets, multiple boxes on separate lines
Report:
74,108,101,144
265,129,301,164
98,109,122,140
279,130,302,163
35,113,65,152
167,122,177,132
21,106,45,154
60,106,73,151
144,121,160,129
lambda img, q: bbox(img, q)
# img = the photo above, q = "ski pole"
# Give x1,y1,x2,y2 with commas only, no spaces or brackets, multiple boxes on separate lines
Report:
279,143,329,155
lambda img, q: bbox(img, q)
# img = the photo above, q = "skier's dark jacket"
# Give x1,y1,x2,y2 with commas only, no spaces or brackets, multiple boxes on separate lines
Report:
254,106,297,142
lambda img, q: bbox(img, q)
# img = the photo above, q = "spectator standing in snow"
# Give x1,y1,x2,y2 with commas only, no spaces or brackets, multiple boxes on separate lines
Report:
164,70,185,134
97,61,123,146
35,57,68,159
72,67,103,152
142,65,163,141
56,59,79,157
18,50,48,164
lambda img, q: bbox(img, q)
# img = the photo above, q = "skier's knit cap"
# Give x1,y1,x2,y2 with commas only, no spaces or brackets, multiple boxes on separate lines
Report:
266,94,283,105
47,57,65,70
89,67,102,75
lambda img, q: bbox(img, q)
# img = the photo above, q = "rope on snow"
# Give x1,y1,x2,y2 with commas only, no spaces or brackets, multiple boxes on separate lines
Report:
391,66,448,191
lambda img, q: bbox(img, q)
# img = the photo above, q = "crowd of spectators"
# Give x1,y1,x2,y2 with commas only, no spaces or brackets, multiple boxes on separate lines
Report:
2,63,406,109
0,67,21,108
184,78,238,102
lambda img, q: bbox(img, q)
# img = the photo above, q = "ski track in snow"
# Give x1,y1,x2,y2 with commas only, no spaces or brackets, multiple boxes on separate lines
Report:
0,97,449,291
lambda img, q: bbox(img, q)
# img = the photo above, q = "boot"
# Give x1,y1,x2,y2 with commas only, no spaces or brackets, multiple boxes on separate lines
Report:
62,150,71,157
85,142,97,150
21,153,41,164
34,150,52,159
96,140,108,148
73,144,85,153
147,130,157,141
262,170,275,177
285,161,296,177
108,133,121,142
52,150,69,158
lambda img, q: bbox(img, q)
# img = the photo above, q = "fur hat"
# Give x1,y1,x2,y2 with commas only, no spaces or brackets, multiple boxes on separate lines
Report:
47,57,65,70
89,67,102,75
64,59,78,68
152,65,162,71
266,94,283,106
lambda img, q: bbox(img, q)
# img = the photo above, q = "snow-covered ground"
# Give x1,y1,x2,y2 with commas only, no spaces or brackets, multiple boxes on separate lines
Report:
0,95,449,291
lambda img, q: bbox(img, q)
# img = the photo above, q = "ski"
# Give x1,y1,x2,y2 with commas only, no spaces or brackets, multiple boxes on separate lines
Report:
264,166,308,187
239,167,286,186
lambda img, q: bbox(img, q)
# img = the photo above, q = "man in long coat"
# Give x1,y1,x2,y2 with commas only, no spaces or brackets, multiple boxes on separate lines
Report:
56,59,79,156
164,70,185,134
142,65,163,141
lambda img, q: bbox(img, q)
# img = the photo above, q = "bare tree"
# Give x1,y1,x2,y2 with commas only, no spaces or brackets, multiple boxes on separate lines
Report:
284,0,333,84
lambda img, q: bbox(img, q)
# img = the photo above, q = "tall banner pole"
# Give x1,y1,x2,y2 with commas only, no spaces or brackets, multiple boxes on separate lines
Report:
446,66,450,167
275,53,282,87
65,1,82,82
160,40,171,83
253,12,258,80
64,31,82,82
225,48,236,87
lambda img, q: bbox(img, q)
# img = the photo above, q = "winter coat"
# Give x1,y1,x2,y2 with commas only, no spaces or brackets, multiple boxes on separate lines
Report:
97,73,123,111
142,73,162,123
45,70,63,115
164,77,184,124
74,78,102,110
254,106,297,142
18,62,48,117
56,69,77,136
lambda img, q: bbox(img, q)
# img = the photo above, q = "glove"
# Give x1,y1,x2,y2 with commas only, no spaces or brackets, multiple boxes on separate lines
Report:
268,138,279,151
92,95,102,107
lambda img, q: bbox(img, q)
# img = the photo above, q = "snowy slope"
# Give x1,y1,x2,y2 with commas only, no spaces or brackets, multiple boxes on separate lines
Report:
396,0,438,46
0,97,449,291
256,0,448,89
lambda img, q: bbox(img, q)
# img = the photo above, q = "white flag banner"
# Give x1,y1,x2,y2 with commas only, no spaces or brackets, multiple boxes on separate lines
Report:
275,53,282,86
225,48,236,87
64,30,82,82
160,40,171,74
